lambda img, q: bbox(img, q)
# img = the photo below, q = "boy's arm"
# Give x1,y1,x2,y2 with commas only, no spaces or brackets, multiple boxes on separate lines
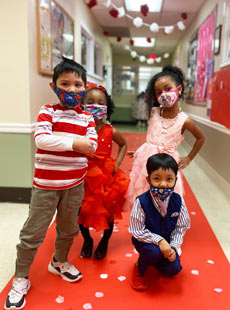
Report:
34,105,74,152
85,114,98,152
170,197,191,252
35,106,97,153
129,198,163,244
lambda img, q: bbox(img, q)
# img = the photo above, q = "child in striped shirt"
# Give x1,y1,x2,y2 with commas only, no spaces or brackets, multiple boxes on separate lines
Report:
129,153,190,291
5,57,98,310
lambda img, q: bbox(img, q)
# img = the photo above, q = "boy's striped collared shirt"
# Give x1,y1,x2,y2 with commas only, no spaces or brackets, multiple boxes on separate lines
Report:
33,104,97,190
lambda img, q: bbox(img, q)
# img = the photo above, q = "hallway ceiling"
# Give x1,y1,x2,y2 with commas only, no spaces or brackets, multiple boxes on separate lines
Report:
88,0,206,57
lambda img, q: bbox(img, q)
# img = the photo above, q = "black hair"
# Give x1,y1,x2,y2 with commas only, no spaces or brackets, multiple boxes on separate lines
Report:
85,87,115,121
53,56,87,86
146,153,178,177
146,65,185,111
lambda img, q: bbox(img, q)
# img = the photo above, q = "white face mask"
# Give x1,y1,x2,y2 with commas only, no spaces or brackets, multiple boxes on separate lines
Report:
157,85,180,107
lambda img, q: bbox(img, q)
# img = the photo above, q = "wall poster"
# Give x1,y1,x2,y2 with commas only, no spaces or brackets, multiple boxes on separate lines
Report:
194,9,216,104
186,34,198,102
37,0,74,75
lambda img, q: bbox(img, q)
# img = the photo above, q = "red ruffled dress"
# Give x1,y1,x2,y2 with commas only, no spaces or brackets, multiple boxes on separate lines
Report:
78,124,129,231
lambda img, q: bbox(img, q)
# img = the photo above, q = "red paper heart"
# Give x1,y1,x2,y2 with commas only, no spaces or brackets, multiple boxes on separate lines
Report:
109,8,119,18
87,0,97,9
141,4,149,17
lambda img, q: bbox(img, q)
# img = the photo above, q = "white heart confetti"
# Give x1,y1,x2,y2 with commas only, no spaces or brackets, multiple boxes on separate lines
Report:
83,303,92,309
55,295,64,303
95,292,104,298
191,211,196,215
113,229,119,232
191,270,199,275
125,253,133,257
100,274,108,279
207,260,215,264
118,276,126,282
214,288,223,293
89,227,94,231
133,249,138,254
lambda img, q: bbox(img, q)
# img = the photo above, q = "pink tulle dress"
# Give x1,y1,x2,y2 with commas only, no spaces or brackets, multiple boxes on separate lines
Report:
125,107,188,207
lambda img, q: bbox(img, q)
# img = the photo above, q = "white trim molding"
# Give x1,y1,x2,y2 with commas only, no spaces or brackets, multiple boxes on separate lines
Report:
0,123,36,134
187,113,230,136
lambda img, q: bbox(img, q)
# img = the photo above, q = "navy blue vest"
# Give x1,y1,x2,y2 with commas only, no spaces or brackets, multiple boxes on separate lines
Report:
138,191,182,243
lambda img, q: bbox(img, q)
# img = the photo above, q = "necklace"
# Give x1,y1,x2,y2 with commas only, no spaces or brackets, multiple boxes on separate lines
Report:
160,108,181,134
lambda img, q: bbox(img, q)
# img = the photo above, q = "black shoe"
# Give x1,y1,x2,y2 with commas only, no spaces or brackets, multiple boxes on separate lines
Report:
94,239,109,260
80,239,93,258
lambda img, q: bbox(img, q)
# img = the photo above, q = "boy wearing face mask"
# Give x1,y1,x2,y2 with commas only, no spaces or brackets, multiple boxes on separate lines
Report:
129,153,190,291
4,57,98,310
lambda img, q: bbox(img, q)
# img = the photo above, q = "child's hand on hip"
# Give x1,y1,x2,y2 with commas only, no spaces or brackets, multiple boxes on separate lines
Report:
178,156,191,169
73,138,95,154
127,151,135,158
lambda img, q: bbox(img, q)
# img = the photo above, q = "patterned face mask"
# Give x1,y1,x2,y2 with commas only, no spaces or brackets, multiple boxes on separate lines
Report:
53,85,86,108
84,104,107,120
148,177,174,200
150,186,174,200
157,85,180,108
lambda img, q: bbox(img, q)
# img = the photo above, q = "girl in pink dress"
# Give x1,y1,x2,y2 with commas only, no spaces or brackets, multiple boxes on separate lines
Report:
126,65,205,207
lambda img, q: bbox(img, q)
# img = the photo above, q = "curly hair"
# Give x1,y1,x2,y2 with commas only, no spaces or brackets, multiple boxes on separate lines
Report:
146,65,185,112
84,87,115,121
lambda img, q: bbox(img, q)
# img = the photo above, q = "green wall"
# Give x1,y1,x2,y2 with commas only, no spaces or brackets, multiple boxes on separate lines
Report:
0,133,34,187
184,123,230,185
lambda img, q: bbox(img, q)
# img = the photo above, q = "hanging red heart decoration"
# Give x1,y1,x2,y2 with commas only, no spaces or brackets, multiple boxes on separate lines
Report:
87,0,97,9
141,4,149,17
103,31,109,36
129,39,134,46
149,54,157,60
147,37,151,43
181,12,188,20
109,8,119,18
117,36,122,42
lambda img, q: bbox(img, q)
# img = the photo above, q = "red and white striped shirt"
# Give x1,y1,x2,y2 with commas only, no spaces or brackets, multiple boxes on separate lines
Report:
33,104,98,190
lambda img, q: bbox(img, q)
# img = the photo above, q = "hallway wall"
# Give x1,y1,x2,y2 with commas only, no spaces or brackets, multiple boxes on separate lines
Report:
0,0,112,198
171,0,230,187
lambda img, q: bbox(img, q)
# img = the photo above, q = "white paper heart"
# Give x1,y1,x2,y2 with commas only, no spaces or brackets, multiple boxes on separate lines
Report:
55,295,64,303
191,270,199,275
95,292,104,298
83,303,93,309
100,273,108,279
118,276,126,282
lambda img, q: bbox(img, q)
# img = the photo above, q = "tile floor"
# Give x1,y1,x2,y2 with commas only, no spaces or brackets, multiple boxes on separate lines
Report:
0,124,229,292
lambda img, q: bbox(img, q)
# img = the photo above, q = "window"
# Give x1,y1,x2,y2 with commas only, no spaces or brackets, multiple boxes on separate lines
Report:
94,45,103,77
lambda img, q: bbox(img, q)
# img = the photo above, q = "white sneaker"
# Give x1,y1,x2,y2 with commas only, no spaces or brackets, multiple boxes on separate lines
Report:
4,277,31,310
48,255,82,282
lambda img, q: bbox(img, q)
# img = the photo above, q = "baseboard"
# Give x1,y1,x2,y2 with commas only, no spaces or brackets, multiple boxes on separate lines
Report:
0,187,31,203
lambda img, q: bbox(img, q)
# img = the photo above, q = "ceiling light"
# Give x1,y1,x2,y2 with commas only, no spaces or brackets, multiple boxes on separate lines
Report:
134,37,155,47
125,0,162,12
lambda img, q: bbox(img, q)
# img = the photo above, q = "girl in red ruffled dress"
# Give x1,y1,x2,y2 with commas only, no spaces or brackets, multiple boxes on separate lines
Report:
78,84,129,260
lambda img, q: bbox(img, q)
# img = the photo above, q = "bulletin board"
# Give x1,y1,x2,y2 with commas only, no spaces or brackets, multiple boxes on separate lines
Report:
210,68,230,128
36,0,74,75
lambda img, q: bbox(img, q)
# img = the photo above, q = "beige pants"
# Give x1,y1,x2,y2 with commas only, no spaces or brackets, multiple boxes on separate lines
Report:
15,183,84,277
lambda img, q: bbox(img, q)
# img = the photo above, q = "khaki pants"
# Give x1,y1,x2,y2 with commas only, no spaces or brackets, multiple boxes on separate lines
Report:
15,183,84,277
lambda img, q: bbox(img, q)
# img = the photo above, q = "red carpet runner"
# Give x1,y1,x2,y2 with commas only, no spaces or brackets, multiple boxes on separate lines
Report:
0,133,229,309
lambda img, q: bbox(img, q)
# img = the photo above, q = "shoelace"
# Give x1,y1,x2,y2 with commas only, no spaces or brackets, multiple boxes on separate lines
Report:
9,281,28,297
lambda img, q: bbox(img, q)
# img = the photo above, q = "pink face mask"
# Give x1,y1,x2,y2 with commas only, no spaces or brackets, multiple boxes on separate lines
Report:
157,85,181,107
